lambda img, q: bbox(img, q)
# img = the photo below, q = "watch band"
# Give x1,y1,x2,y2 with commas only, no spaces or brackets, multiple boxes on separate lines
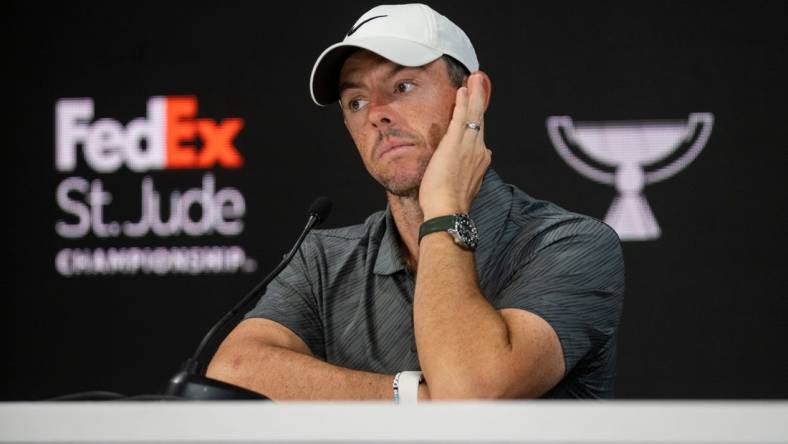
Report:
393,371,423,404
418,215,457,244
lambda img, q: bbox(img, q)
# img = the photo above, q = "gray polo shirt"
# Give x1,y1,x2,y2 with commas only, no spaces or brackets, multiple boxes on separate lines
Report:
246,168,625,398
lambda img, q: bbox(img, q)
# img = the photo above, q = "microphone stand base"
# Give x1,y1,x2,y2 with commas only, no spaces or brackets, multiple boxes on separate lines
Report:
165,371,268,400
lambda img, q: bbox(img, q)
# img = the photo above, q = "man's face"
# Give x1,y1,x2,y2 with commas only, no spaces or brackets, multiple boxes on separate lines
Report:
338,50,459,198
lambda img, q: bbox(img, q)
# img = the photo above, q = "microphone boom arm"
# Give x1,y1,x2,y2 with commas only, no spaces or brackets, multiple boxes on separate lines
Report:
187,213,321,371
165,198,331,400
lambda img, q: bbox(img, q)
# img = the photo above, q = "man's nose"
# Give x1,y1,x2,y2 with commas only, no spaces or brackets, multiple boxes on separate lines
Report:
367,97,395,129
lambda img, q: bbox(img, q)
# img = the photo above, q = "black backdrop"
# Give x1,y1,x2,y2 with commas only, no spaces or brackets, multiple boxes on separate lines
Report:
4,1,787,400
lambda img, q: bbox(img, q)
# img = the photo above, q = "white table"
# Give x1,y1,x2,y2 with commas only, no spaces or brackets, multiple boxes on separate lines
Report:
2,401,787,442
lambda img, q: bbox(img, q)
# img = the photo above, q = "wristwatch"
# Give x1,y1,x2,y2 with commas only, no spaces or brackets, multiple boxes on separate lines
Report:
418,213,479,251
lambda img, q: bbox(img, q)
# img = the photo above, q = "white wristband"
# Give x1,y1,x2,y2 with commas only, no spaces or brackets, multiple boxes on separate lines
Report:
393,371,423,404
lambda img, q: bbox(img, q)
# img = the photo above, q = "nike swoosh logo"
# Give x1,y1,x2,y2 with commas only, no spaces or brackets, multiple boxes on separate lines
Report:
346,15,388,37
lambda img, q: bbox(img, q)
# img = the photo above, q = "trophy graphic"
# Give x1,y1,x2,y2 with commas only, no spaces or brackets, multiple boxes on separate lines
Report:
546,113,714,241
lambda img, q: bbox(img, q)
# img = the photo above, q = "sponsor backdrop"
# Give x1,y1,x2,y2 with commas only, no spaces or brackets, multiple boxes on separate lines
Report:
5,1,786,399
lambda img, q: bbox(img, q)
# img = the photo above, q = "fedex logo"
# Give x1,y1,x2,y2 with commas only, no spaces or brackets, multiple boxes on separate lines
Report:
56,96,244,173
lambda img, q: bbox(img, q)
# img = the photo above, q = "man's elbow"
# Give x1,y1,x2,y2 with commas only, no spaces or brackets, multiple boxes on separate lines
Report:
205,344,245,384
425,362,557,400
426,370,525,400
428,385,504,400
205,336,274,388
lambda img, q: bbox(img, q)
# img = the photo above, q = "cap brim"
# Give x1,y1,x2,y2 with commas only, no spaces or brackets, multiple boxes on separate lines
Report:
310,36,443,106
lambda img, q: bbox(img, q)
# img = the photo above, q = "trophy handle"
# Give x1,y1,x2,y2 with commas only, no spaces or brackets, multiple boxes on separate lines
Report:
645,113,714,184
546,116,616,185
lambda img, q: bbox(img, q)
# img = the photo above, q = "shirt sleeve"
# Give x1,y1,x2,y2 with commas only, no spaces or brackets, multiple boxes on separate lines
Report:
492,217,625,375
244,234,326,358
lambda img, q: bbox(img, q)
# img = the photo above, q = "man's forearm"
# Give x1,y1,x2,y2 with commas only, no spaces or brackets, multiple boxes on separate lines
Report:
413,232,512,399
207,340,396,401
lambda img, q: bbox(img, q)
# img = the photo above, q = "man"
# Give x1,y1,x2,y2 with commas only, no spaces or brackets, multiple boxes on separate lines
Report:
207,3,624,400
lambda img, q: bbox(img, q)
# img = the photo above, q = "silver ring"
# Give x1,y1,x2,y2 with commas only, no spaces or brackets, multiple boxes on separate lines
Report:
465,121,481,131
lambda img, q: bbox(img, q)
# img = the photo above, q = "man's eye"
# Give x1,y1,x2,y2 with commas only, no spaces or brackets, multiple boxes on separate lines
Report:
395,81,415,93
348,98,368,112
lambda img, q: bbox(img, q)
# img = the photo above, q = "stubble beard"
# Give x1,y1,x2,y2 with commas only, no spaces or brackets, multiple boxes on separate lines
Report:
373,123,444,199
378,156,430,199
372,129,428,199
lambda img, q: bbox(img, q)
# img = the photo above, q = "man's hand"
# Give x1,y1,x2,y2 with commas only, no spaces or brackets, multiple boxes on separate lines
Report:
419,71,492,219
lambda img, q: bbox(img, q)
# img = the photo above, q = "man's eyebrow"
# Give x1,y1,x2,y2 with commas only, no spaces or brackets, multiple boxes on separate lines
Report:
338,64,428,97
338,80,363,96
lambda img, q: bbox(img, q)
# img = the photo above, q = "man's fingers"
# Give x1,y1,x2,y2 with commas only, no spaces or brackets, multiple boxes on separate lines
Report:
466,73,486,131
448,86,468,133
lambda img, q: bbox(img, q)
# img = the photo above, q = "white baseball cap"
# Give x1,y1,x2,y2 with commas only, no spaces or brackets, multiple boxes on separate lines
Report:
309,3,479,106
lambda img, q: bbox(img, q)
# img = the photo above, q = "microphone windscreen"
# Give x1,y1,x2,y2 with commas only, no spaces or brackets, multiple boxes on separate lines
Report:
308,196,333,224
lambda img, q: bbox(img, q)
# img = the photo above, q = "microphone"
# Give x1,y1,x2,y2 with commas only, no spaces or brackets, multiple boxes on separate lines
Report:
165,197,333,400
308,196,332,225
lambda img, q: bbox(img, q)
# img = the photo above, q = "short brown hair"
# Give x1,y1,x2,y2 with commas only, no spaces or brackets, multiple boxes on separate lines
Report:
442,54,470,88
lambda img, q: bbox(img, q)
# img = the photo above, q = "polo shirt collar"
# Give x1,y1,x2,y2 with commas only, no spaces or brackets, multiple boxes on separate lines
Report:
373,167,513,276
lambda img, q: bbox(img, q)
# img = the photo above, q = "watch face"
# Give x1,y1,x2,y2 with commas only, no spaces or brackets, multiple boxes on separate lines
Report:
449,214,479,250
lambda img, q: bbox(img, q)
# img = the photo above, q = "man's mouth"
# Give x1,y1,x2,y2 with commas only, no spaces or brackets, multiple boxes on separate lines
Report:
378,139,416,158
